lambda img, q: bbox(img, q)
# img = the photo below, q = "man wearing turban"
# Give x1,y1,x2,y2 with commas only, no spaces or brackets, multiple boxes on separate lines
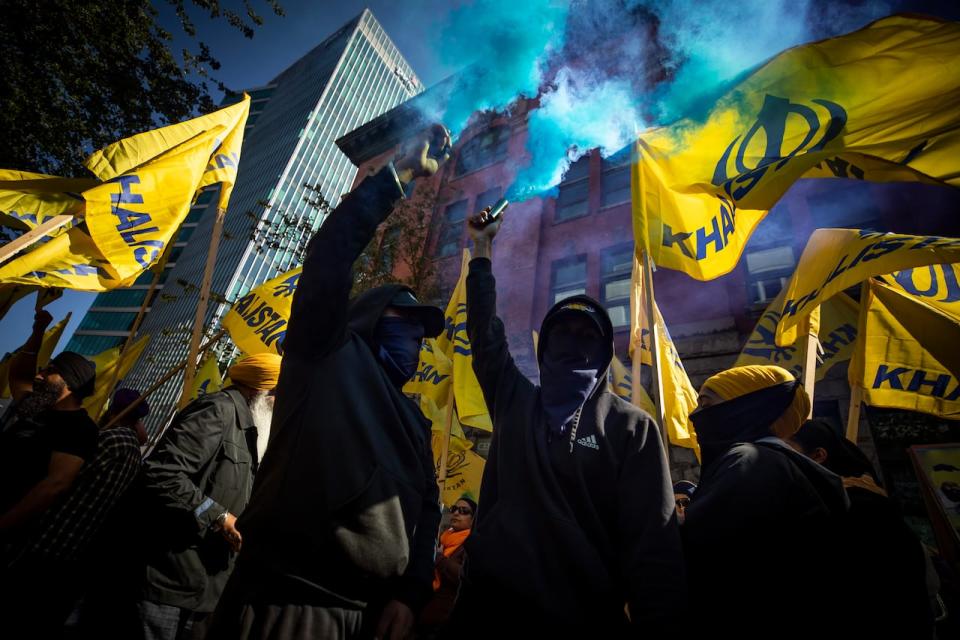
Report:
682,365,850,637
138,352,281,640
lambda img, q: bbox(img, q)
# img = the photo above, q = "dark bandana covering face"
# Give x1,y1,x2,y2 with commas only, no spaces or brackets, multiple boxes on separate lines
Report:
540,315,606,437
375,316,424,387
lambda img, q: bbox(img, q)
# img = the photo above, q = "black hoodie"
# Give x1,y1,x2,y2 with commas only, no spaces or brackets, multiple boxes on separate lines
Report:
450,258,686,636
228,168,440,615
683,385,851,638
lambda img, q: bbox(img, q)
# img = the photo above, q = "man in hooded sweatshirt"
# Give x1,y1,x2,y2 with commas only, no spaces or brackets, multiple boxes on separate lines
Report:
683,365,850,638
209,125,451,640
448,208,685,636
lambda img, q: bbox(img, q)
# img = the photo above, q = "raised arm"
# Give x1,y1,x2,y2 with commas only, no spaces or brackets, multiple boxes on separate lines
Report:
8,309,53,402
283,125,451,359
464,209,529,416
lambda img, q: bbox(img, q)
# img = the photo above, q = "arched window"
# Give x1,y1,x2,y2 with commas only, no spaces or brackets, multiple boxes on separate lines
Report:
455,126,510,176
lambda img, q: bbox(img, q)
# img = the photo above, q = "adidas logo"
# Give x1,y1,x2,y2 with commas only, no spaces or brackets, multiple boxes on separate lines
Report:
576,434,599,450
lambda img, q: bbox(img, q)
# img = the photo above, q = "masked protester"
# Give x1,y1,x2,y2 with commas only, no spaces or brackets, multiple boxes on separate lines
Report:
137,353,281,640
209,125,451,640
789,420,934,638
0,311,99,636
683,365,850,638
447,208,685,637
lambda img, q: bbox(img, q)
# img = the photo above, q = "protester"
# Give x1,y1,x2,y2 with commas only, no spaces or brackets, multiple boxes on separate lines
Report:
672,480,696,525
138,353,280,640
101,387,150,444
447,208,685,637
0,310,99,635
209,125,450,640
790,419,934,638
417,496,476,634
683,365,849,637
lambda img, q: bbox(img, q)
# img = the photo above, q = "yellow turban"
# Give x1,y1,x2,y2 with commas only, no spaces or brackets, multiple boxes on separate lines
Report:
700,365,810,438
227,353,282,391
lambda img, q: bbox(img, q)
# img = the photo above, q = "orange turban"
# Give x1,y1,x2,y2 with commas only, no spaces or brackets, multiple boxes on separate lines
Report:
227,353,282,390
700,365,810,438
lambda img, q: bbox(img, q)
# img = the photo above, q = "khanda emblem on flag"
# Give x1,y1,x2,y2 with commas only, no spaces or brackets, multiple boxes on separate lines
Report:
445,302,471,356
713,94,848,197
742,309,799,368
272,272,300,297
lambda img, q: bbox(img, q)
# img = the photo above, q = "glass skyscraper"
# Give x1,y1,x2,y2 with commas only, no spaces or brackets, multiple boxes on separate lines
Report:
66,9,422,427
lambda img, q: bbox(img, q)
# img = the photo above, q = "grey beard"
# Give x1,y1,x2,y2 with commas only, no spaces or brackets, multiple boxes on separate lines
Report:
18,380,65,419
249,392,274,461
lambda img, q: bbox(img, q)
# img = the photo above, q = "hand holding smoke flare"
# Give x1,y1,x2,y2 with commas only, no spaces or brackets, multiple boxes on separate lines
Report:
468,198,509,229
393,123,452,184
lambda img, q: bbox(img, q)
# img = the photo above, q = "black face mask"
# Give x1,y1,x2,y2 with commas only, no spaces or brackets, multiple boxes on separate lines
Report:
375,316,424,387
690,381,799,470
539,330,606,436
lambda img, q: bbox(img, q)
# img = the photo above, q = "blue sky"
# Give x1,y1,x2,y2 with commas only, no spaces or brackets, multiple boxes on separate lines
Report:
0,1,459,356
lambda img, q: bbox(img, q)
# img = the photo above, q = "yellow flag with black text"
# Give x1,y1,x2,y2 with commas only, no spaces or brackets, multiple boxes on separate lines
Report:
404,338,453,416
880,263,960,320
633,15,960,281
37,313,71,370
851,280,960,419
609,355,657,417
0,170,94,234
222,267,301,355
737,290,858,380
431,430,485,506
774,229,960,346
82,335,150,420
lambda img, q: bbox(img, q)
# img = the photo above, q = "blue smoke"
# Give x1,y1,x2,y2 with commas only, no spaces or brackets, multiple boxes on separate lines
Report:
429,0,891,201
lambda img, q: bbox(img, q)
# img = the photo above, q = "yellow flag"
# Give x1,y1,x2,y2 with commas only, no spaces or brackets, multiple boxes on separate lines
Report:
404,337,453,413
634,15,960,281
851,280,960,419
190,355,223,401
774,229,960,346
433,250,492,431
222,267,301,355
0,357,11,399
432,430,485,506
736,290,858,381
881,263,960,320
626,254,652,364
0,170,94,232
37,313,71,369
609,355,657,417
82,335,150,420
83,126,227,282
85,95,250,210
652,303,701,457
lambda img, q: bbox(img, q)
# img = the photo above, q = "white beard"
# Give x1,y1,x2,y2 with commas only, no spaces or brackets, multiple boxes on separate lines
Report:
249,393,274,462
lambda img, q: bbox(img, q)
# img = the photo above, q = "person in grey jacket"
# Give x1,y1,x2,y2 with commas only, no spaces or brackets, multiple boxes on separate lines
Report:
138,353,281,640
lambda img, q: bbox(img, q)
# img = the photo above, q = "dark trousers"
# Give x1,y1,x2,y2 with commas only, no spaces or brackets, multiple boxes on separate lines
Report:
138,600,211,640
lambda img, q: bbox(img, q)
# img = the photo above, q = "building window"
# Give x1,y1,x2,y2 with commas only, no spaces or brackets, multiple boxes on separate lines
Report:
167,246,185,264
132,269,170,286
551,255,588,304
555,156,591,223
601,244,632,328
455,126,510,177
195,190,215,205
94,289,149,308
176,225,197,243
602,166,630,208
475,186,501,212
436,200,468,258
64,334,125,356
746,246,795,304
77,311,139,332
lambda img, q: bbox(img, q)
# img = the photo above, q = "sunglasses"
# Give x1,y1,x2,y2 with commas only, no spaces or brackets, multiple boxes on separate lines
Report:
449,506,473,516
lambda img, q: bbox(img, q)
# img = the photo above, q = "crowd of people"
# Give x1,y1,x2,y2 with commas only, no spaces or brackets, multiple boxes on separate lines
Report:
0,125,947,639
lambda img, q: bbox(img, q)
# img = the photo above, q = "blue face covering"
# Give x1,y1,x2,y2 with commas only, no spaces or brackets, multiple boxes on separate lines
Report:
539,330,605,436
375,316,424,387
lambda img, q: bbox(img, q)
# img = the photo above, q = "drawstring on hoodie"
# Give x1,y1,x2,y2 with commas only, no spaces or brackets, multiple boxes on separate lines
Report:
568,405,584,453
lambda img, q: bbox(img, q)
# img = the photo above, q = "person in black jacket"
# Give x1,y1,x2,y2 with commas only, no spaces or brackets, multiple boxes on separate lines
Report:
209,125,451,640
138,353,281,640
683,365,850,639
789,420,934,638
448,208,685,637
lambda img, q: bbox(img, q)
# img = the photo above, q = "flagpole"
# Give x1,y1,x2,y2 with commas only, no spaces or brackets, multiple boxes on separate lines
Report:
642,250,669,455
845,280,871,442
801,312,818,419
437,389,456,492
0,215,75,264
103,244,174,411
106,328,226,429
180,206,226,408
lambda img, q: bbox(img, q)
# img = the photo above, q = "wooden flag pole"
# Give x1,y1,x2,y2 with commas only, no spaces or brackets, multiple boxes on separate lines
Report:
180,207,226,408
801,313,819,419
642,249,669,455
0,215,74,264
437,388,456,491
845,280,871,442
106,329,226,430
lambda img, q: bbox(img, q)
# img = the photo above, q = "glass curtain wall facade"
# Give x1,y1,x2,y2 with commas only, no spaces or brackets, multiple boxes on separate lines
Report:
110,9,422,429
